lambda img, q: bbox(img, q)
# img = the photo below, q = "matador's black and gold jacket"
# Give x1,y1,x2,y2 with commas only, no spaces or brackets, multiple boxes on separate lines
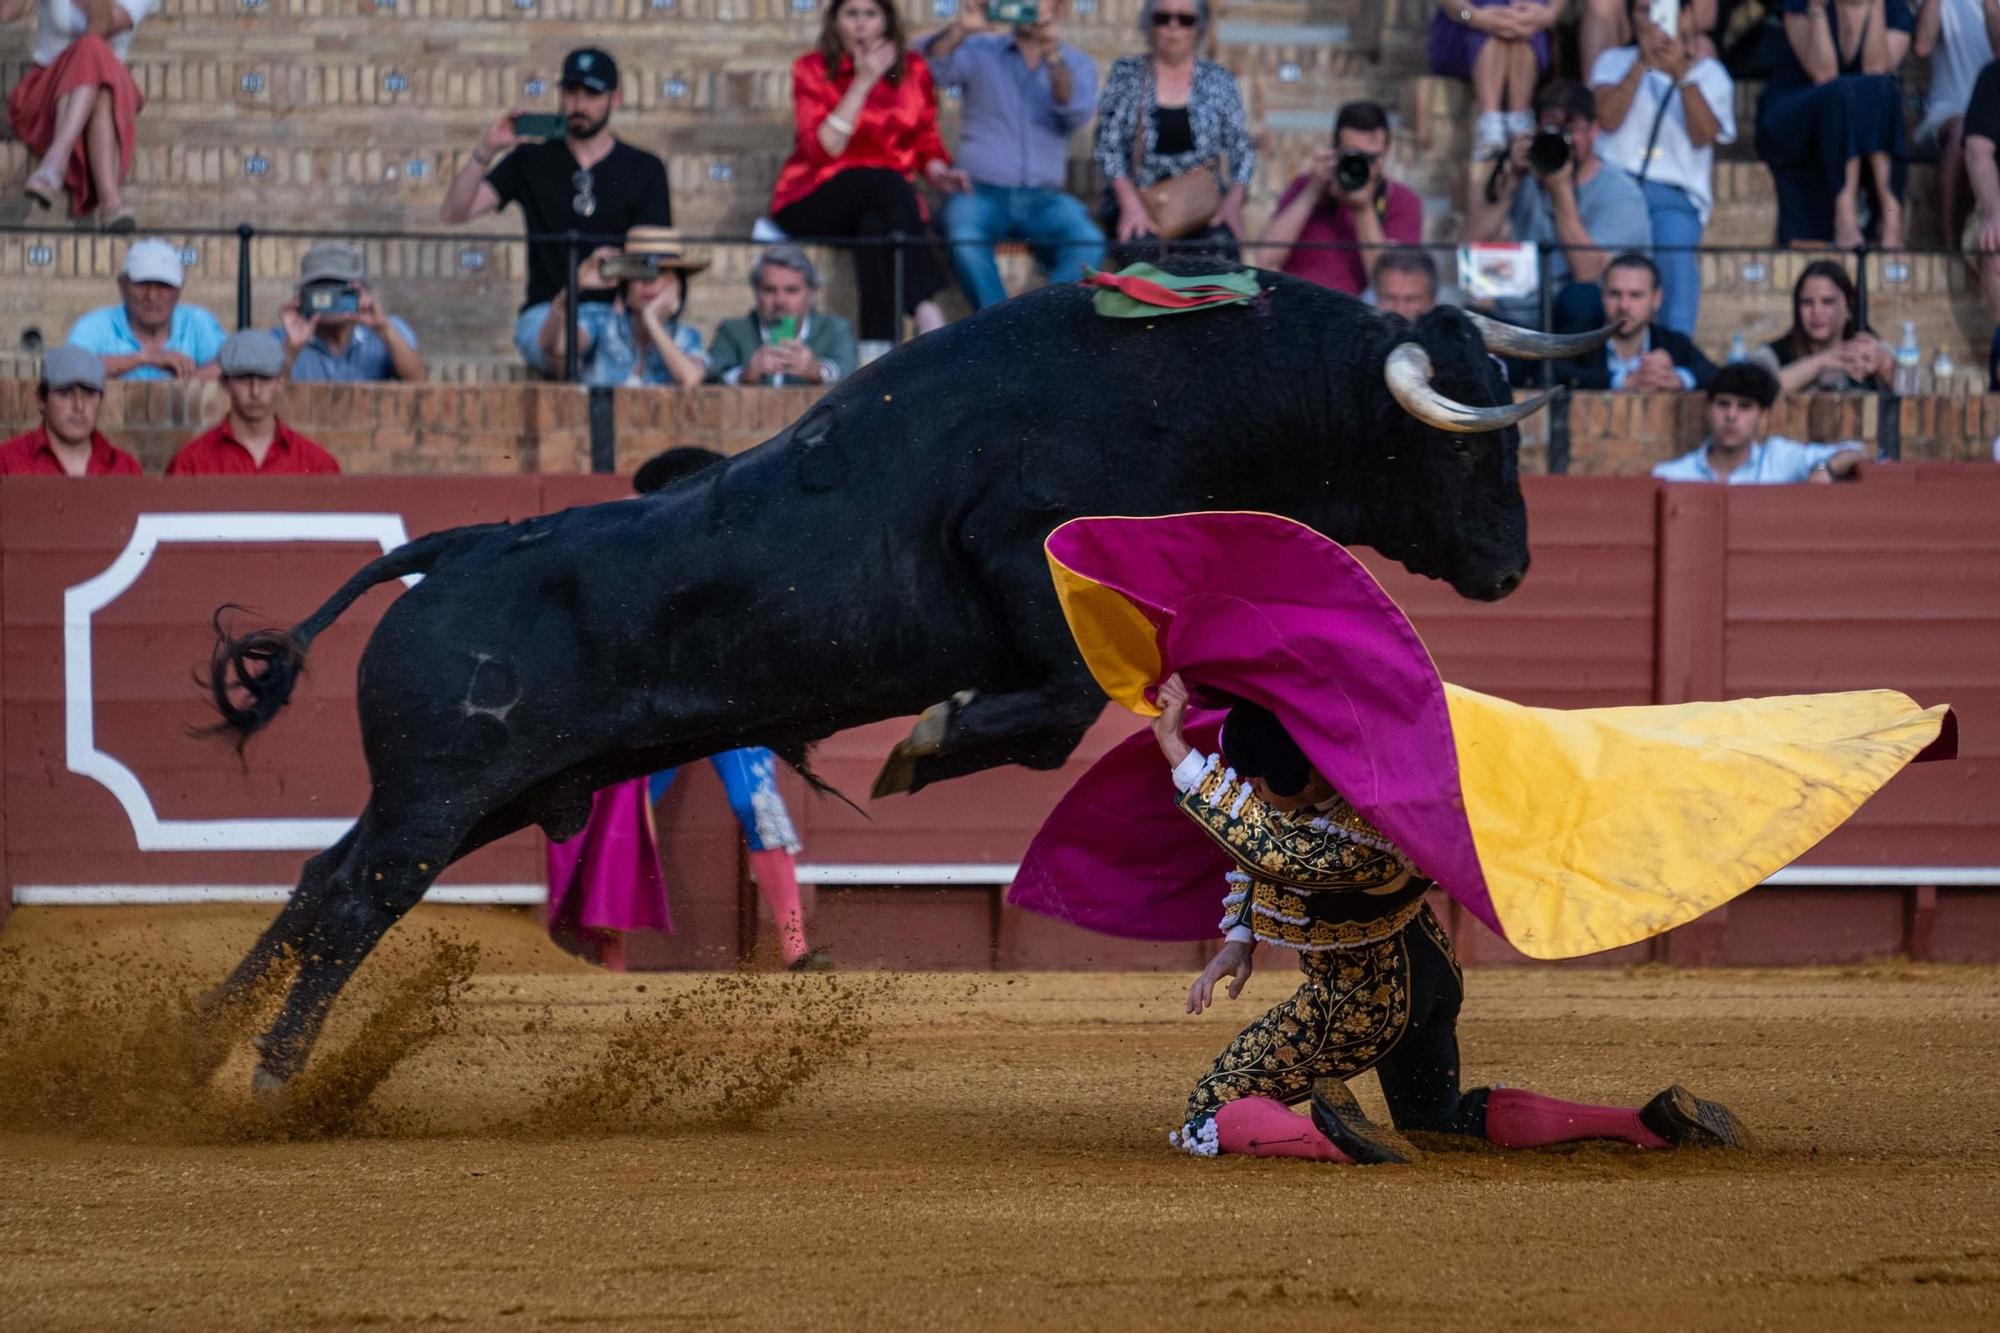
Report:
1170,752,1433,951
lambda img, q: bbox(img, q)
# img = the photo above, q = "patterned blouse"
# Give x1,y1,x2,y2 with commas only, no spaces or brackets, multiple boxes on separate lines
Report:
1091,56,1254,192
1172,752,1433,952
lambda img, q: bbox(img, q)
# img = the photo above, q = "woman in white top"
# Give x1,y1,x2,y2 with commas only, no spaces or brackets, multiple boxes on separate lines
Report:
1591,0,1734,335
2,0,152,229
1914,0,1998,247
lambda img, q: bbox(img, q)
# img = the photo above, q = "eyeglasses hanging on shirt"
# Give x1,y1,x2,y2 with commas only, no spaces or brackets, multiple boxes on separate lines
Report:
572,168,597,219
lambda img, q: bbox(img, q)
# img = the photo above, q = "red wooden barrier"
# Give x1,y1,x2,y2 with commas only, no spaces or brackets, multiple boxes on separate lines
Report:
1,472,1995,964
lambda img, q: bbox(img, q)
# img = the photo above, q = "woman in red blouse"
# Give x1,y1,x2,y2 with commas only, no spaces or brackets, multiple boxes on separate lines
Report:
772,0,967,350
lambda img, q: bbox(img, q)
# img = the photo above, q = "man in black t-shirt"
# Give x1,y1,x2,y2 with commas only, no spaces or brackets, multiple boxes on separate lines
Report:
440,47,672,376
1962,62,2000,388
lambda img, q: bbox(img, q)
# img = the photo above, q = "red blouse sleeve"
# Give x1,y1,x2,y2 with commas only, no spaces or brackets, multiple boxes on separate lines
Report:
905,56,950,171
790,52,840,168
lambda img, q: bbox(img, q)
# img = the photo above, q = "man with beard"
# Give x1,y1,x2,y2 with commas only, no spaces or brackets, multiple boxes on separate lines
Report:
440,47,671,377
1556,252,1715,391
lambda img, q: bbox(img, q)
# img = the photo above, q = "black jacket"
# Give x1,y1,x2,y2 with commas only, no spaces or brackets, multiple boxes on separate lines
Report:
1559,323,1718,391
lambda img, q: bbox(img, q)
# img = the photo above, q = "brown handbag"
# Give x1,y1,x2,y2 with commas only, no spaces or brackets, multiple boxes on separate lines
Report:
1130,60,1229,239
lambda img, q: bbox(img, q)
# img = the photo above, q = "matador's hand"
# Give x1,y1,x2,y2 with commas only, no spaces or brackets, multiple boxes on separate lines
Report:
1187,939,1253,1014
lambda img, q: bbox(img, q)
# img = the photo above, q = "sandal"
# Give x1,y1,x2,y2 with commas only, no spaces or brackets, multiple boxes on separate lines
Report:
102,205,136,232
23,171,61,210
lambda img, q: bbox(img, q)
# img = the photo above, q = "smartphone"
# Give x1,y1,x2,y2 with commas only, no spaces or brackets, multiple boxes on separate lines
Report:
1646,0,1678,36
769,315,799,342
600,255,662,282
986,0,1038,24
511,111,566,140
302,283,360,315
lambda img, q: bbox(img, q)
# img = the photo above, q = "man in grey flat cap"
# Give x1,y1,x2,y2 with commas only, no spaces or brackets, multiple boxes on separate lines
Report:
276,241,425,383
166,331,341,475
0,347,143,475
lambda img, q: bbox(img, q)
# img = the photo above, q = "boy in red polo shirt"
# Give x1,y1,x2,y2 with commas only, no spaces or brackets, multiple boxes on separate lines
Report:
0,347,143,476
166,330,340,475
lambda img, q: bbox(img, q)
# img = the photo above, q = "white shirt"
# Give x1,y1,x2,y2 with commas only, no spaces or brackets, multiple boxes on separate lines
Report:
1589,47,1736,226
33,0,153,67
1918,0,1989,140
1652,435,1860,484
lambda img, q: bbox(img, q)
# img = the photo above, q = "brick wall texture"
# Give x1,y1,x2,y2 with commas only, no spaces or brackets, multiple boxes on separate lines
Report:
1,383,1992,477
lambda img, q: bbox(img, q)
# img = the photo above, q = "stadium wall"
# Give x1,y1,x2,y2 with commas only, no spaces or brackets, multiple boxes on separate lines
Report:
1,472,1995,965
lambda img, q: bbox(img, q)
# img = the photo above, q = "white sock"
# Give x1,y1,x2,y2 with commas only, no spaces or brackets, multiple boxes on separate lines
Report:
1503,109,1535,137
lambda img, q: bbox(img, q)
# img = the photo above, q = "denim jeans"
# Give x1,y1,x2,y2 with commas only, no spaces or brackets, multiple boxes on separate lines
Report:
939,184,1106,310
514,301,554,376
1642,179,1704,337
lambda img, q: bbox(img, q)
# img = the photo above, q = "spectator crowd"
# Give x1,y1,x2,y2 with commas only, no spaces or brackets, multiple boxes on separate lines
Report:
13,0,2000,482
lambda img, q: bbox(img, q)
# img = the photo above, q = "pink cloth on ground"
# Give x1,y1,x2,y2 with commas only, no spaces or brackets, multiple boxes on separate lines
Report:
1213,1097,1352,1161
546,777,673,934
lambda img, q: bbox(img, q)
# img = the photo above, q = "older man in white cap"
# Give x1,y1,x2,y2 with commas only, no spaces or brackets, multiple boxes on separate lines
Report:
275,241,425,383
0,347,142,475
65,237,227,381
165,330,340,475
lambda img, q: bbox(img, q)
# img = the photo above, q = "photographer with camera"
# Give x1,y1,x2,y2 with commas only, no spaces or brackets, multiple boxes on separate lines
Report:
439,47,672,377
276,242,424,383
919,0,1103,311
1464,78,1651,335
1253,101,1423,296
538,227,710,390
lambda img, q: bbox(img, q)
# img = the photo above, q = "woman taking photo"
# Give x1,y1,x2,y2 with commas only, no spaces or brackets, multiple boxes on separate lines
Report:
772,0,965,358
1092,0,1254,267
1750,260,1893,392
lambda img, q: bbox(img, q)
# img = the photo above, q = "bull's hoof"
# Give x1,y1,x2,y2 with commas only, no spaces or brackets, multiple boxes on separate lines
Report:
869,692,975,799
250,1063,289,1103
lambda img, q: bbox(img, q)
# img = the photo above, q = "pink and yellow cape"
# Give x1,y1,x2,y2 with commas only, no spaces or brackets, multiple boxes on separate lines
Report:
1008,512,1956,960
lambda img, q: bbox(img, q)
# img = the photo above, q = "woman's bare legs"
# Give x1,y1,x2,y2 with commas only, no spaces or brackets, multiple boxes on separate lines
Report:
1505,37,1539,111
83,90,124,216
26,83,98,201
1471,30,1507,114
1833,156,1864,249
1869,150,1902,249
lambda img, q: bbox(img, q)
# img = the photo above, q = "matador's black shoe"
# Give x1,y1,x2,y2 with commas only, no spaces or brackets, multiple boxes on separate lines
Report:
1309,1080,1420,1165
786,947,835,973
1638,1084,1749,1150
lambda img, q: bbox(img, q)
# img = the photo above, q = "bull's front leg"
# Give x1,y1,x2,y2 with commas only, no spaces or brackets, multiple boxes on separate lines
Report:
870,681,1105,797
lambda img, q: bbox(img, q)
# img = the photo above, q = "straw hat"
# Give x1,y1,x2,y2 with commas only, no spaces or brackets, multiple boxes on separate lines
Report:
621,226,710,272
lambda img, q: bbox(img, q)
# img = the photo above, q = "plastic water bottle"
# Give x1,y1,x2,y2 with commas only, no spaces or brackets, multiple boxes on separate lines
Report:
1932,346,1956,396
1727,332,1747,365
1893,321,1922,395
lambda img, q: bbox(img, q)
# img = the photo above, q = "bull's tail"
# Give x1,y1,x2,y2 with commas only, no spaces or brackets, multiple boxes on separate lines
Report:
205,525,496,749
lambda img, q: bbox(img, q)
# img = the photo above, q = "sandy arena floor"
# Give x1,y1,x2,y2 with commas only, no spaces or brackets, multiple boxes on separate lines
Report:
1,904,1997,1331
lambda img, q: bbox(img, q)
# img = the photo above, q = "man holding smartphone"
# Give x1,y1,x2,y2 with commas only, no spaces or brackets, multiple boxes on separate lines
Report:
439,47,671,377
276,242,426,383
919,0,1103,310
707,245,857,387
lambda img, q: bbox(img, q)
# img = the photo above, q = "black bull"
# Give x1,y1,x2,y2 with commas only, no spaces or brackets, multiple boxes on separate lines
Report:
202,270,1602,1089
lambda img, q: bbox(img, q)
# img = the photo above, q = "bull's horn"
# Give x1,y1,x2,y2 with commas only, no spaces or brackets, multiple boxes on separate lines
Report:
1463,311,1614,360
1384,342,1555,434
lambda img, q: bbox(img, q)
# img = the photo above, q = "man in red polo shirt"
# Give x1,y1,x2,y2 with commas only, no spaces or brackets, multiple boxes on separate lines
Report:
166,330,341,476
0,347,143,476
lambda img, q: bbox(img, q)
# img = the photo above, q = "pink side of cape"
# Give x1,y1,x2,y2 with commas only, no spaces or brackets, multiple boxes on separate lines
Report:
546,776,674,935
1008,512,1498,941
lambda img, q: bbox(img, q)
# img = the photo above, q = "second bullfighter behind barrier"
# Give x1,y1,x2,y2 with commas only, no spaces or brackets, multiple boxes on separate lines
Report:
202,264,1607,1091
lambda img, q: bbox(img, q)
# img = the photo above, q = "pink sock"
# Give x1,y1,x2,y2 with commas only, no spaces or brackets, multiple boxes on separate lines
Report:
1484,1087,1668,1150
747,848,808,965
1213,1097,1354,1162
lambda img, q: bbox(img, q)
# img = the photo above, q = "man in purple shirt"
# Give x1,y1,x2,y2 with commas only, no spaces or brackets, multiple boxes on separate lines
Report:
919,2,1104,310
1253,101,1424,296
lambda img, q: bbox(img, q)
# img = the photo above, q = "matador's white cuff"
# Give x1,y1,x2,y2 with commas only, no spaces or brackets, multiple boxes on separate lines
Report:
1171,750,1216,794
1224,925,1254,944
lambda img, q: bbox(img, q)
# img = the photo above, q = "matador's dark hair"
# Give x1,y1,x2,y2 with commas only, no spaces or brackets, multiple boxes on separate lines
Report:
1219,700,1310,797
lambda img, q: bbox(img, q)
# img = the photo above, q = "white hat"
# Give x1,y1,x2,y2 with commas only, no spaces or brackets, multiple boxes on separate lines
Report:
123,238,185,288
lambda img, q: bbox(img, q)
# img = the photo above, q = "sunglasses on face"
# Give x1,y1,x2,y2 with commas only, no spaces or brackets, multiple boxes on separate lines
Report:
1151,11,1199,26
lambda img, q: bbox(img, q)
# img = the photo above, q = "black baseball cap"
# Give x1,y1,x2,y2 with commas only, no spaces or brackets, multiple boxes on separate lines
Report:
561,48,618,93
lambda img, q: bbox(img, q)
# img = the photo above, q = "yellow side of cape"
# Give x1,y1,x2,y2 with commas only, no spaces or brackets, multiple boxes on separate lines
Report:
1444,687,1951,959
1047,548,1165,716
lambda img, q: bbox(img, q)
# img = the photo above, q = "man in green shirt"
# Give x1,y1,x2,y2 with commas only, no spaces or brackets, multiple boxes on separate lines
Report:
707,245,858,387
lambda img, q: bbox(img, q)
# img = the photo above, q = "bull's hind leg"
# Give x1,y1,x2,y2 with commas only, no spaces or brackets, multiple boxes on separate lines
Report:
250,803,472,1091
205,828,359,1014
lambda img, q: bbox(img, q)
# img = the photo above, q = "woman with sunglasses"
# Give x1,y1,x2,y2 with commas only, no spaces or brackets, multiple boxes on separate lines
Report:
1092,0,1254,267
772,0,967,361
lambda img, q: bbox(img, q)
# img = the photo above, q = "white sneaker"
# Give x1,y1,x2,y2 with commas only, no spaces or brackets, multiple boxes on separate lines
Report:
1503,109,1535,138
1474,112,1509,161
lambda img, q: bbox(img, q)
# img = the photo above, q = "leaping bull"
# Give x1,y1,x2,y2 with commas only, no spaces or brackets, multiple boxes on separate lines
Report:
203,266,1607,1090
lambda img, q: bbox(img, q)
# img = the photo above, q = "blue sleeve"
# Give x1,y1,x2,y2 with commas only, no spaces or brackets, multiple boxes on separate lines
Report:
1054,46,1100,131
388,315,419,350
918,30,973,87
183,307,228,365
65,308,113,352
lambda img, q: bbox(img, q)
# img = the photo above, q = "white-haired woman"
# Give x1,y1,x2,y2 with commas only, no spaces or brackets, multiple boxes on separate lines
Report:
1092,0,1254,267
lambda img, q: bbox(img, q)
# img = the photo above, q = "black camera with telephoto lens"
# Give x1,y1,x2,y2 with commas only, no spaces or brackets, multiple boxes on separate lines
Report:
302,282,360,316
1528,128,1572,175
1334,150,1374,193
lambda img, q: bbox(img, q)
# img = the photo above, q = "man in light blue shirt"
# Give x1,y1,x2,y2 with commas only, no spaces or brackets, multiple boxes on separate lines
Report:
919,2,1103,310
275,242,426,383
66,238,227,381
1653,363,1867,484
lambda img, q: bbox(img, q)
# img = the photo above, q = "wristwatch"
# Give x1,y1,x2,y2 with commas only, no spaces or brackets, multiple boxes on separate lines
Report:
1458,7,1473,20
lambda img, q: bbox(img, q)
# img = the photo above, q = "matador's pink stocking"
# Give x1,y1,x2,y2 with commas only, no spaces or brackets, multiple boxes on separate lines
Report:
1214,1097,1354,1161
1483,1087,1668,1150
747,848,808,966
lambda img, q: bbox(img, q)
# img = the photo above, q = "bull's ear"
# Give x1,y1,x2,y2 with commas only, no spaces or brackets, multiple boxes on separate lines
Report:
1462,311,1615,361
1384,343,1556,434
